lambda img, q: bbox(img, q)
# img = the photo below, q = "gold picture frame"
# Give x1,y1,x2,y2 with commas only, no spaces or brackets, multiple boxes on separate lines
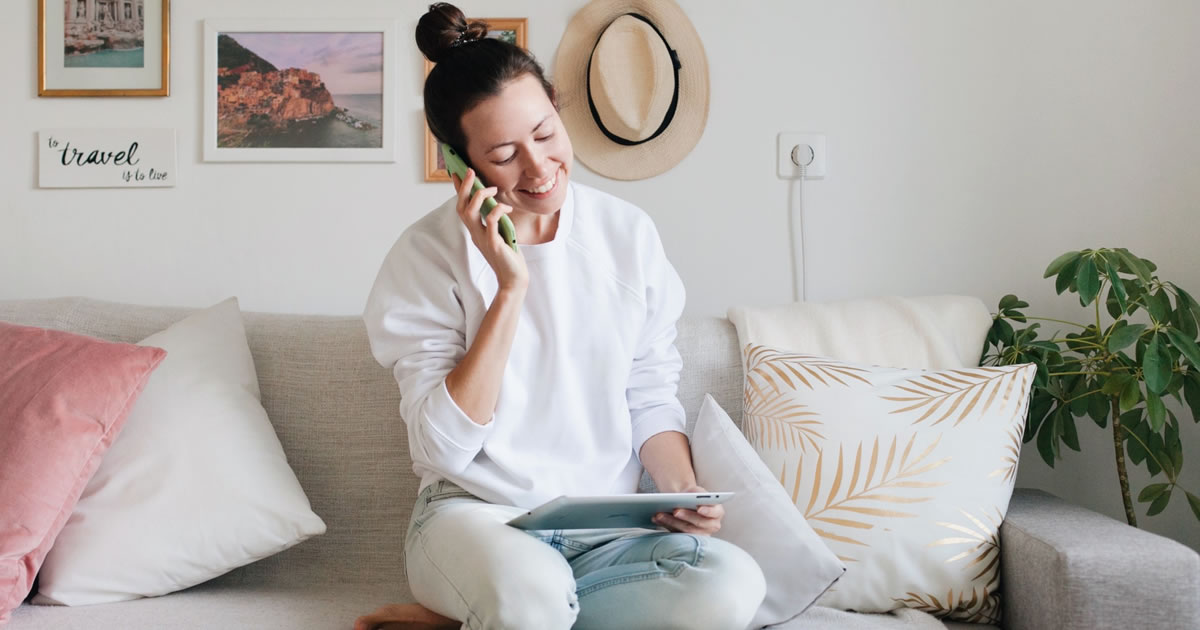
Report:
39,0,170,97
423,17,527,182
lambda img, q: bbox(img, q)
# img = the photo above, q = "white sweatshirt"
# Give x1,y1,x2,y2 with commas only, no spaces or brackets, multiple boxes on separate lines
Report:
363,182,687,509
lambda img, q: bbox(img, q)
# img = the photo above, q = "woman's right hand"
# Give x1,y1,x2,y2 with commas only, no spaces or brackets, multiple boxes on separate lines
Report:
453,169,528,292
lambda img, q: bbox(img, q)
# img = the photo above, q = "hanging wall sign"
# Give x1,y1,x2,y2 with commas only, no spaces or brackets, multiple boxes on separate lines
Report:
39,128,177,188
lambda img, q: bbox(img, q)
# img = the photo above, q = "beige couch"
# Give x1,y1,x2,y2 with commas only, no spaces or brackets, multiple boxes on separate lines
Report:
3,297,1198,630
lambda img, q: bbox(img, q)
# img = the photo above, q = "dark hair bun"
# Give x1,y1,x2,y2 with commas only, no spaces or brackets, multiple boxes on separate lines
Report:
416,3,490,64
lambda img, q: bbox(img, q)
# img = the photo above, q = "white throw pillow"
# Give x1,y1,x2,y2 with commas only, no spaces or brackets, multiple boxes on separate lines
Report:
34,298,327,605
741,344,1034,624
692,394,846,628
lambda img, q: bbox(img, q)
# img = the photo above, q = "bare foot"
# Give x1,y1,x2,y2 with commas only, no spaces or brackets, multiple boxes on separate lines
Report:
354,603,459,630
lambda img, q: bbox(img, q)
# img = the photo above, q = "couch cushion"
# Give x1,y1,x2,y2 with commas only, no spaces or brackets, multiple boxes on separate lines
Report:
693,394,845,627
0,322,165,622
743,348,1033,622
728,296,992,371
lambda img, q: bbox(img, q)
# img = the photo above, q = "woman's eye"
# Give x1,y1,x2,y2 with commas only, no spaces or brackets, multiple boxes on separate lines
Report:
495,154,516,165
536,134,554,142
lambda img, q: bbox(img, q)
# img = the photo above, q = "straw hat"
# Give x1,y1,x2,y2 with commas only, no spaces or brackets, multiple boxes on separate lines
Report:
554,0,709,180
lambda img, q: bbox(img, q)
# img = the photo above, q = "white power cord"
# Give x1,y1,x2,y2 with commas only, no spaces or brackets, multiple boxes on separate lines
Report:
787,145,812,302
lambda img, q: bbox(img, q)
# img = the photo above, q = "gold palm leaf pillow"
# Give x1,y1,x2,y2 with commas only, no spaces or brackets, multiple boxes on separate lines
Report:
742,343,1035,624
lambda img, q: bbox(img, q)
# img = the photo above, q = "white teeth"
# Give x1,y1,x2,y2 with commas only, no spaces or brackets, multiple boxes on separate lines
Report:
524,172,556,194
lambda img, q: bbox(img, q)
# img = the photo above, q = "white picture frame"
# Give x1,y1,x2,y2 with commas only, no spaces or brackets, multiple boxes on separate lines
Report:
202,19,396,162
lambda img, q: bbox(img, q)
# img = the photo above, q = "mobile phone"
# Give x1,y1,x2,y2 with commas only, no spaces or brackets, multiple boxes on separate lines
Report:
440,143,519,252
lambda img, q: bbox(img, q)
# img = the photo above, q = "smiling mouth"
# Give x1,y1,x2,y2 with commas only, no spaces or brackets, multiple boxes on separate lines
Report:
519,170,558,195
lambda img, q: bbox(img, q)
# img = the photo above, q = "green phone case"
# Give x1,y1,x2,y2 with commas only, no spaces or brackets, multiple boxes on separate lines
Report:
440,143,519,252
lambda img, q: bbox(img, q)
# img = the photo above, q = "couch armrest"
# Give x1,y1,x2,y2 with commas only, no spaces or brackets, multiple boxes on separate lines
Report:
1000,488,1200,630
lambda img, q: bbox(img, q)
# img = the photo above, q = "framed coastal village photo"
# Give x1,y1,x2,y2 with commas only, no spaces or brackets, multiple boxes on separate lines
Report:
202,20,396,162
423,18,526,181
39,0,170,96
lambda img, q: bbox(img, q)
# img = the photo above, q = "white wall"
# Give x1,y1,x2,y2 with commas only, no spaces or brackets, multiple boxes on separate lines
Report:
4,1,1199,548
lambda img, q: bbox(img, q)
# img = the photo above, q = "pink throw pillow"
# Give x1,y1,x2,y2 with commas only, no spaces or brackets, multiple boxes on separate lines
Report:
0,322,166,623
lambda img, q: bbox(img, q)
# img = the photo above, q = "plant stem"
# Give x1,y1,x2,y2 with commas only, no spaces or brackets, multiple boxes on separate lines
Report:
1047,338,1107,350
1111,396,1138,527
1061,390,1102,405
1015,316,1089,329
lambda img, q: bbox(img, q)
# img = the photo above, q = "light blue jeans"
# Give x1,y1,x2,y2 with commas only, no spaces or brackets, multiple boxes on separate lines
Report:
405,481,766,630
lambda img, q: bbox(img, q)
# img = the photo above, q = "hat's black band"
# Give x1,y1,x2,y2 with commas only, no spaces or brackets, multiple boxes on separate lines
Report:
585,13,682,147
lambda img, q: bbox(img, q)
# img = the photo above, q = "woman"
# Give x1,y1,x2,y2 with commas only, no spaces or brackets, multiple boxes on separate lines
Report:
357,4,765,629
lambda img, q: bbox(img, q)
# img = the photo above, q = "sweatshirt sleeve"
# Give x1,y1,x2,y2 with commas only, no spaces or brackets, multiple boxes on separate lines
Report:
627,219,688,459
362,233,493,476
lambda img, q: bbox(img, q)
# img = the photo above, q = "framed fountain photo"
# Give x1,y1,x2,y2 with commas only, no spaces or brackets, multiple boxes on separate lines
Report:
202,19,397,162
40,0,170,96
423,17,526,182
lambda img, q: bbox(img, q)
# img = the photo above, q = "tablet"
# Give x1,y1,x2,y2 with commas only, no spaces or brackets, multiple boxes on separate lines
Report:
506,492,734,530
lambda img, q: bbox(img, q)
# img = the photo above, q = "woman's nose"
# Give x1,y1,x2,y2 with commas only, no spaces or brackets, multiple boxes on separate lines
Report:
521,147,549,180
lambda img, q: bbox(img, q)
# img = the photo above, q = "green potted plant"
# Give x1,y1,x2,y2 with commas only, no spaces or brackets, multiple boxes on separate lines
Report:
982,248,1200,526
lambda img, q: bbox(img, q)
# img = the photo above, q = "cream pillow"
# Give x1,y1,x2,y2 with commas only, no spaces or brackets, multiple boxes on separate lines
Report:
692,394,845,628
34,298,327,605
741,344,1034,624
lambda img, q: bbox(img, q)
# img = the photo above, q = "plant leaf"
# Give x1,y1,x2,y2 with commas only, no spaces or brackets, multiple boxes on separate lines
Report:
1168,372,1185,400
1107,322,1146,353
1105,260,1128,313
1044,251,1081,278
1036,408,1058,467
1187,492,1200,521
1056,258,1080,295
1138,483,1170,503
1120,377,1141,412
1115,249,1152,283
1148,489,1172,516
1143,334,1173,395
1060,410,1081,451
1087,392,1110,428
1173,299,1199,338
1102,372,1132,396
1177,287,1200,329
1165,327,1200,370
1184,372,1200,422
1026,395,1053,440
1068,377,1091,416
1106,291,1125,319
1076,258,1100,306
1127,429,1147,464
1148,289,1171,323
994,318,1014,347
1146,390,1166,432
1146,430,1166,476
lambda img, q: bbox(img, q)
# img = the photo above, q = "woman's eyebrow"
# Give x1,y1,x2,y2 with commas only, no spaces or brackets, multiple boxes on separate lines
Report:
485,115,552,154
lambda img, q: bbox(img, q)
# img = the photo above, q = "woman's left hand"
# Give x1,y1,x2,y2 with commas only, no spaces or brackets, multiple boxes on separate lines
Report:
653,484,724,535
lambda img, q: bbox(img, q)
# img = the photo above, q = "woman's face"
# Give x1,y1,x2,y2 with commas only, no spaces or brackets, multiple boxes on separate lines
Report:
461,74,573,217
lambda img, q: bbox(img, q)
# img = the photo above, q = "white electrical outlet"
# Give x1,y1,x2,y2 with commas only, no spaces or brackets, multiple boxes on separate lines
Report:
777,132,827,179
